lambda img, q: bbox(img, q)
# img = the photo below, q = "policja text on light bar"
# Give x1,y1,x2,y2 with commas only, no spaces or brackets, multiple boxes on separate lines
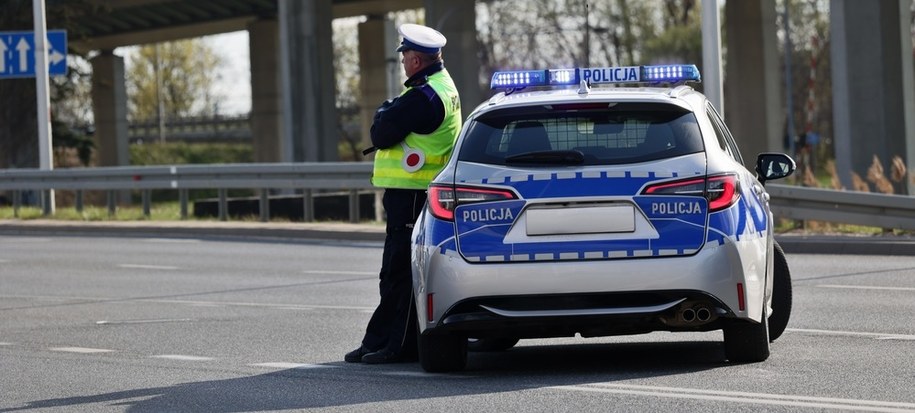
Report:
490,64,701,91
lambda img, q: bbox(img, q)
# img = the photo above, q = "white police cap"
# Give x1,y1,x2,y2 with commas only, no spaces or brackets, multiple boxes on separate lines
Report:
395,23,447,54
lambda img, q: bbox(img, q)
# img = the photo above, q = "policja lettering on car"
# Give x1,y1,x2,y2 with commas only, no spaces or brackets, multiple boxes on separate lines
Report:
650,201,703,215
461,207,515,223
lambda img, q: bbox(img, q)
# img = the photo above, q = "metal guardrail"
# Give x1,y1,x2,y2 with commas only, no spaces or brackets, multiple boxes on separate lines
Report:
2,165,914,230
0,163,376,222
766,184,915,231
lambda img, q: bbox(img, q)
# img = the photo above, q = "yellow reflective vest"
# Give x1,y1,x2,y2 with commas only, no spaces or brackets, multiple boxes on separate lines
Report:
372,69,461,190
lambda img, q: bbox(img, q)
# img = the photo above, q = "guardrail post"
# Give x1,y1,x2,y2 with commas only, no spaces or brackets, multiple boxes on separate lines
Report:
107,190,116,217
348,190,359,223
303,189,313,222
259,190,270,222
13,191,21,218
41,190,53,216
142,190,151,218
75,190,84,213
218,189,228,221
179,189,189,219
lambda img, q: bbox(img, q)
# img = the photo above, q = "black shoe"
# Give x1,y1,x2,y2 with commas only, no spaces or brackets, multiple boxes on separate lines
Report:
361,349,402,364
344,345,372,363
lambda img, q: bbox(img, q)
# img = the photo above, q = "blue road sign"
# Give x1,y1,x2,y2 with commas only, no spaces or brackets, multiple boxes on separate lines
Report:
0,30,67,79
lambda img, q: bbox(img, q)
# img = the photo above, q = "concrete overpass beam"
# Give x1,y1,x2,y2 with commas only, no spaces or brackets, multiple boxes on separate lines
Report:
424,0,480,118
90,50,129,167
724,0,781,169
831,0,914,194
249,19,282,163
279,0,338,162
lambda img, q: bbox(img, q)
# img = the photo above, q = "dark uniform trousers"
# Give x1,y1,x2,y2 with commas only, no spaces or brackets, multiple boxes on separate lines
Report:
361,188,426,356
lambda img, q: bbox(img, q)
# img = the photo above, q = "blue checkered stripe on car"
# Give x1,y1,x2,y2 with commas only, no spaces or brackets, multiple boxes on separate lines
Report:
705,180,769,248
460,170,683,196
422,170,770,261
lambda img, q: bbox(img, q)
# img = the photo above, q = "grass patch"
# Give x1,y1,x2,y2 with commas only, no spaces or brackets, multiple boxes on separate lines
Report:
775,218,911,236
0,203,187,221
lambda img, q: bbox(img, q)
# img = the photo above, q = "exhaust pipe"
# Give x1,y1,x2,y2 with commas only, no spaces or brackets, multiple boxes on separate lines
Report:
681,308,696,323
663,301,719,327
696,306,712,322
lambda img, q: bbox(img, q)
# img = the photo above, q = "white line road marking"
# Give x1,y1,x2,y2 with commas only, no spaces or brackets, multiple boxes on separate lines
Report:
302,270,376,275
0,294,374,312
142,238,201,244
0,342,13,346
118,264,179,271
250,362,337,369
146,299,373,311
818,284,915,292
788,328,915,341
49,347,114,354
96,318,192,325
0,259,9,263
552,383,915,412
151,355,215,361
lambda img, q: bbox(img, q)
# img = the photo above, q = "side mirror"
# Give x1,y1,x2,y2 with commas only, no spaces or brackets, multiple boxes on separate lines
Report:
755,153,796,185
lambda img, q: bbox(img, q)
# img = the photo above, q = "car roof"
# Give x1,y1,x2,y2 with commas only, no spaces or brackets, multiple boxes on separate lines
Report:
471,85,707,118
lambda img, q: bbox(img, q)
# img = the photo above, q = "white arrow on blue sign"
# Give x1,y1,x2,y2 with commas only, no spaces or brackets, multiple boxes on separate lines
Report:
0,30,67,79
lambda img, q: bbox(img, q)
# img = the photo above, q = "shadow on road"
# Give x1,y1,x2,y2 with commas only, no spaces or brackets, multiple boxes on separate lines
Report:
1,340,730,412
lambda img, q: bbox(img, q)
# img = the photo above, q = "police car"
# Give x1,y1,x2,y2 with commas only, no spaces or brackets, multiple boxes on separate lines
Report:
411,64,795,372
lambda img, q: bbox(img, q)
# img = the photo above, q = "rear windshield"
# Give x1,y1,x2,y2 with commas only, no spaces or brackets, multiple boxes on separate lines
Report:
458,102,704,166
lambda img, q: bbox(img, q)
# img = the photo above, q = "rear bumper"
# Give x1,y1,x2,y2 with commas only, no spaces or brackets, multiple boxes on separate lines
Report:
426,290,731,339
413,240,767,337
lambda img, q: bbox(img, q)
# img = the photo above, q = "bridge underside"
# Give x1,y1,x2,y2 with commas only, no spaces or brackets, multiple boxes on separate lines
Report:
62,0,915,195
69,0,422,52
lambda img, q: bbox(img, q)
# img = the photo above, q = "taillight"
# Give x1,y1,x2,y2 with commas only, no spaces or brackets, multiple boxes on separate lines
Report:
706,175,739,211
428,185,516,221
642,174,739,212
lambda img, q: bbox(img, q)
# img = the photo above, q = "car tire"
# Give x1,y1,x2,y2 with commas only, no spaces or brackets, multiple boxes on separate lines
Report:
768,241,792,341
418,333,467,372
467,337,519,352
723,310,770,363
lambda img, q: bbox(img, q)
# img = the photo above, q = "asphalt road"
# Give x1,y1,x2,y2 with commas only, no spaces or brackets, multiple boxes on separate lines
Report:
1,234,914,412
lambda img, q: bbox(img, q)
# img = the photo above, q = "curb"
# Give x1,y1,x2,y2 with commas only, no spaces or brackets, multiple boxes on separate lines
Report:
0,220,386,243
773,235,915,256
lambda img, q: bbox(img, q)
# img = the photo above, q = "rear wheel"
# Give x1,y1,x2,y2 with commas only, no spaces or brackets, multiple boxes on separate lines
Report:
768,241,792,341
723,311,770,363
468,337,519,352
418,333,467,372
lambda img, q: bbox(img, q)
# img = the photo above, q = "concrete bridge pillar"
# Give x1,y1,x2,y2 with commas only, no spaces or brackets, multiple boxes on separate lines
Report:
90,50,129,167
279,0,338,162
248,18,282,163
358,16,398,157
831,0,915,194
724,0,782,169
424,0,481,118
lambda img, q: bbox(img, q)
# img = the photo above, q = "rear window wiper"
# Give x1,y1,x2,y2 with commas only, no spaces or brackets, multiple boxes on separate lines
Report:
505,150,585,165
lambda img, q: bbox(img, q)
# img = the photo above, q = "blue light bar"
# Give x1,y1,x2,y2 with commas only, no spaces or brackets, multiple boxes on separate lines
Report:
490,68,581,90
490,64,701,91
490,70,548,89
641,64,701,83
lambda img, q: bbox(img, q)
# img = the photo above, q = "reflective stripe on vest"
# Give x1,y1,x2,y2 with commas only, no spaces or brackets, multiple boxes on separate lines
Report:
372,69,462,190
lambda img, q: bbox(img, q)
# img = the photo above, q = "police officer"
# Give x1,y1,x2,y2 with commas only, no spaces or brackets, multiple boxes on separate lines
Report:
345,23,462,364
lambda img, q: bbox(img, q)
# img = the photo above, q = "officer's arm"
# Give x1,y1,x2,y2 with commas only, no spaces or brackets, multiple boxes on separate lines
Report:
370,87,445,149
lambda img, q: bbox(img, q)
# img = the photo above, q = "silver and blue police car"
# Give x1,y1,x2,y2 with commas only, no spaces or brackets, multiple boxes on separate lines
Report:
411,64,796,372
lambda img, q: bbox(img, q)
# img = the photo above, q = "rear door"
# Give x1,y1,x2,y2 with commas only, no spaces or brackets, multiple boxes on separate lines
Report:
452,102,709,263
